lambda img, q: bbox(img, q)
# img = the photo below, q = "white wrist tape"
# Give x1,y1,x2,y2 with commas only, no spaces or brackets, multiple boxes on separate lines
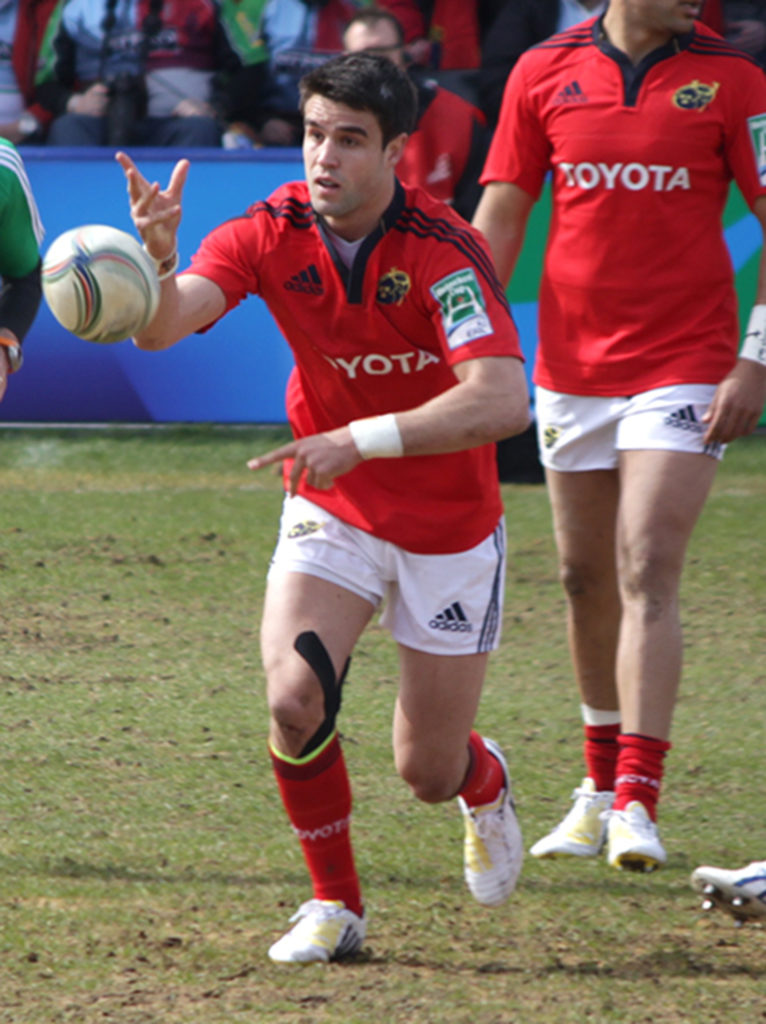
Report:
740,304,766,367
348,414,404,459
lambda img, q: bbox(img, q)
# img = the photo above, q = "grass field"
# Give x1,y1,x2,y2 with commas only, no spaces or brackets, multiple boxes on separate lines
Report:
1,425,764,1024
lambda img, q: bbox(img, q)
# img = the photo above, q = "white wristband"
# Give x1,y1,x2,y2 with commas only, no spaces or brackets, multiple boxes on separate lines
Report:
144,245,179,281
740,304,766,367
348,413,404,459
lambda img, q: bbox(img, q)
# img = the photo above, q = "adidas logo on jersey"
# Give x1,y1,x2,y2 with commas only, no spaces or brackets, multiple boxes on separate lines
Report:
284,264,323,295
664,405,704,434
554,80,588,105
429,601,473,633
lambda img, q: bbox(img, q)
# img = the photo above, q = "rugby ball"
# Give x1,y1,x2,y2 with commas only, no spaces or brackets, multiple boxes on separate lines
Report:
42,224,160,344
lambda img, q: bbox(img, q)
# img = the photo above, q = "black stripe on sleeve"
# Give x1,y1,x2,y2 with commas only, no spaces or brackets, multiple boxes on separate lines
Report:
244,196,316,229
394,206,511,311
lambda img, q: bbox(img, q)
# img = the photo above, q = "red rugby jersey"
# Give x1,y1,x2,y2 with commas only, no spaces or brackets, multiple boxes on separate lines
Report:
481,18,766,396
187,180,522,553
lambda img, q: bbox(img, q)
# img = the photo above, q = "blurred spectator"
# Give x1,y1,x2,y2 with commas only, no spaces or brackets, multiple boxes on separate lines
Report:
724,2,766,65
217,0,270,148
379,1,506,71
253,0,369,146
0,0,60,144
344,8,487,219
35,0,242,147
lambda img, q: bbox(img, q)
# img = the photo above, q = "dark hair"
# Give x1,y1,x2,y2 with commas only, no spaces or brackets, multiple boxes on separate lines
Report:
343,8,406,48
299,52,417,145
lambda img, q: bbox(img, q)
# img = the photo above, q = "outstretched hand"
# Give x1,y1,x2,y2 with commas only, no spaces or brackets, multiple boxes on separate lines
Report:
115,151,189,263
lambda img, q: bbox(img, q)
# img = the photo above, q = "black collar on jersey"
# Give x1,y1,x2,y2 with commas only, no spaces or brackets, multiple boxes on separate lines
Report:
314,179,407,304
593,15,694,107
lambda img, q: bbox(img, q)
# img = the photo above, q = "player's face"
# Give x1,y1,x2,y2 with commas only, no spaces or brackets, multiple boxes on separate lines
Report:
302,94,406,240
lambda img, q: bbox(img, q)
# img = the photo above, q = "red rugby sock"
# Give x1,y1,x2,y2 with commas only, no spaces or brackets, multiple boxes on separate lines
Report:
613,733,672,822
270,733,363,917
583,722,621,792
458,731,505,807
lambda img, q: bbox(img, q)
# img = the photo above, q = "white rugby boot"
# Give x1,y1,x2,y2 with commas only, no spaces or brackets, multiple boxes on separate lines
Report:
268,899,366,963
606,801,666,872
691,861,766,924
530,778,614,859
458,737,523,907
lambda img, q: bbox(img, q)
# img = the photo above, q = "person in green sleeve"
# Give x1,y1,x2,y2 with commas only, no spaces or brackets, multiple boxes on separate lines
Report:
0,137,43,401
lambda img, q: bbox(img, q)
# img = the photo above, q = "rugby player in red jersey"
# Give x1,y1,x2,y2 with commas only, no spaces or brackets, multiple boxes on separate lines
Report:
116,52,530,962
473,0,766,872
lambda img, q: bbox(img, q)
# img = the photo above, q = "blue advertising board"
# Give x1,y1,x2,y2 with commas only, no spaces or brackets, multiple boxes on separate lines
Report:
3,147,303,423
2,147,764,423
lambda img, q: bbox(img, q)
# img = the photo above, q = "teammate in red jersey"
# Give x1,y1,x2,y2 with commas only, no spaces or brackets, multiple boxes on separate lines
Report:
473,0,766,872
117,52,529,963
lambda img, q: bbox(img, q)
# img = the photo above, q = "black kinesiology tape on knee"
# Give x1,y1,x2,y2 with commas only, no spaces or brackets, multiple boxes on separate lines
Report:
294,630,350,758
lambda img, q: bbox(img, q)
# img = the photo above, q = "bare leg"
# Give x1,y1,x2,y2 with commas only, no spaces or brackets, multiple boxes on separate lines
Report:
261,571,376,945
615,449,718,738
261,572,375,755
393,644,523,906
528,469,621,859
393,645,490,802
545,468,621,712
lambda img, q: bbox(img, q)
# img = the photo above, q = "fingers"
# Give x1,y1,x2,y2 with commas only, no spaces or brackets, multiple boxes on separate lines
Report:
115,150,135,175
704,403,759,443
703,398,732,443
285,457,331,495
116,151,185,258
247,442,296,472
247,442,334,497
167,159,190,202
116,150,146,203
287,458,302,496
116,152,188,209
701,395,718,442
133,180,162,218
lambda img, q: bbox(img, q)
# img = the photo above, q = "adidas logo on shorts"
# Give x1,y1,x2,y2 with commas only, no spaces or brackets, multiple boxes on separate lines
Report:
429,601,473,632
664,404,704,434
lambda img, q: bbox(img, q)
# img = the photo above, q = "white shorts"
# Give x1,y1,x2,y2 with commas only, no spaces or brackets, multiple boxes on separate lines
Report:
535,384,726,471
267,495,506,655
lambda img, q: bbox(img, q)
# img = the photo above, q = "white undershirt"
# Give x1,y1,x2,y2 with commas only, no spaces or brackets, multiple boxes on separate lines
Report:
325,227,365,268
